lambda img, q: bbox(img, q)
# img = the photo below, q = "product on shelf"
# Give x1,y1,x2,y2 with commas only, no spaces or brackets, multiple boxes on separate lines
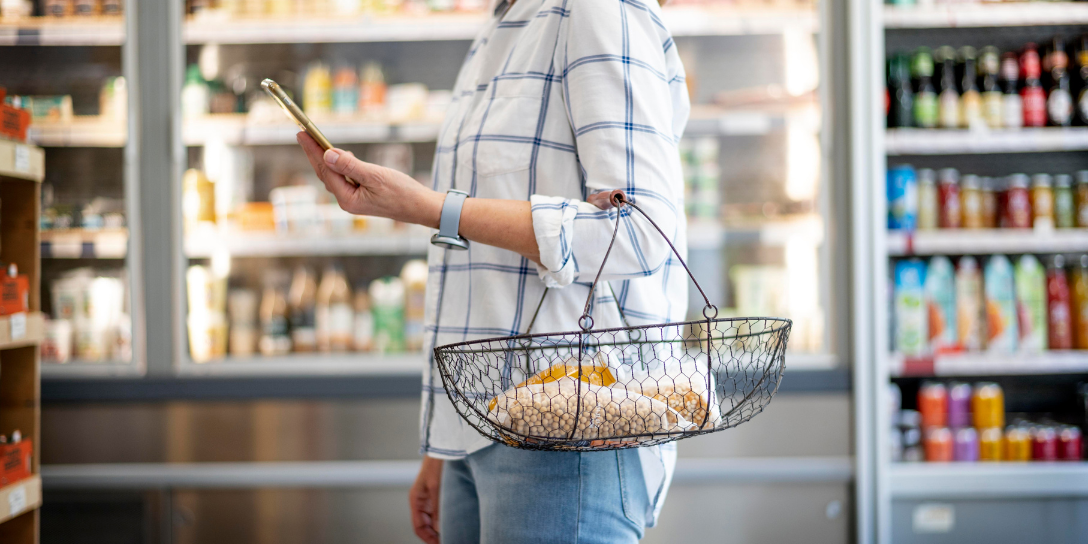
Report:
923,426,953,462
401,259,427,352
937,46,959,129
911,48,938,129
258,269,292,356
972,382,1005,429
303,61,332,116
953,426,979,462
369,275,406,354
894,259,928,356
183,168,217,234
917,168,938,230
978,426,1003,461
1001,51,1023,129
960,174,982,229
925,256,956,352
187,264,228,362
984,255,1018,352
0,264,29,316
1030,173,1055,230
918,381,947,429
947,382,971,428
681,137,721,221
288,265,318,352
1014,254,1047,352
46,268,130,363
315,263,353,352
1055,174,1076,229
1059,425,1083,460
0,432,31,487
1004,424,1032,462
955,256,984,351
1032,424,1059,461
1046,255,1073,350
228,288,258,356
887,164,917,231
1072,255,1088,349
182,64,211,119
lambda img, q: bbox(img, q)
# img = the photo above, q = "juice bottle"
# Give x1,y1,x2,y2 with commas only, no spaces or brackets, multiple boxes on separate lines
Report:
303,61,332,116
959,47,983,128
401,259,428,352
956,256,985,351
259,270,292,356
352,287,374,352
316,264,354,352
370,276,406,353
332,65,359,116
359,62,387,116
984,255,1019,352
888,164,918,231
1005,174,1032,229
917,169,939,230
938,168,961,229
980,46,1004,128
1076,171,1088,227
1030,173,1055,230
925,256,957,352
1020,44,1047,127
1047,255,1074,350
912,48,939,129
981,177,998,228
1054,174,1076,229
937,47,960,129
1014,254,1048,352
960,174,983,229
1001,52,1023,129
895,259,928,356
1070,255,1088,349
288,265,318,352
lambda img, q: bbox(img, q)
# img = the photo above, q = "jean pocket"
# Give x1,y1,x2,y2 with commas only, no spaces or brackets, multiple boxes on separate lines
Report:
616,450,647,530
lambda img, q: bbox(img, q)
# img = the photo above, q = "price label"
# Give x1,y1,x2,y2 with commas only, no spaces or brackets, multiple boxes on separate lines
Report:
7,485,26,516
9,312,26,340
14,145,30,173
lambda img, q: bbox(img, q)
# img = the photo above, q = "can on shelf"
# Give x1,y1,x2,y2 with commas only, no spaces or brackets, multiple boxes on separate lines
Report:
947,382,972,428
924,427,954,462
1004,425,1032,462
972,382,1005,429
979,426,1004,461
1032,425,1059,461
1059,426,1083,461
919,382,948,428
953,427,979,462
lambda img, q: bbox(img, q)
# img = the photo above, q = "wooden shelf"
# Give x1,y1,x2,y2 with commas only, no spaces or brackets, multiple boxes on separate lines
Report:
0,477,40,525
40,228,128,259
0,140,44,183
0,313,44,350
27,117,126,148
887,229,1088,256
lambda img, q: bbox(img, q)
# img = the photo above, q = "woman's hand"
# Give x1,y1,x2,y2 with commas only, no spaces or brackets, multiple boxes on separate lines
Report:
409,456,443,544
297,132,443,228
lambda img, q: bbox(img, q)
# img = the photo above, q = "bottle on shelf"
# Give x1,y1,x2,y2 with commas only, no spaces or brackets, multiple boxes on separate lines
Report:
960,174,982,229
353,287,374,352
937,168,961,229
1071,255,1088,350
258,270,292,356
1077,171,1088,228
1030,173,1055,230
984,255,1019,352
979,46,1004,129
316,264,354,352
401,260,428,352
182,64,210,119
917,168,938,230
1046,255,1073,350
1054,174,1076,229
912,48,938,130
887,164,918,231
1014,254,1047,353
958,46,982,129
888,54,914,129
1045,36,1074,128
228,288,259,357
1020,44,1047,128
332,64,359,117
1004,173,1032,229
359,62,387,116
956,256,985,352
980,177,998,229
1075,35,1088,126
925,256,956,353
370,276,406,353
304,62,333,116
937,46,960,130
894,259,928,356
1000,52,1023,130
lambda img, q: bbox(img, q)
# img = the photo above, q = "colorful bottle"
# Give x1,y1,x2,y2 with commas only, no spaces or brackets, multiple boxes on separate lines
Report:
895,259,929,356
1032,426,1059,461
917,168,939,230
918,382,948,429
985,255,1019,352
960,174,983,229
924,427,954,462
888,164,918,231
352,288,374,352
332,65,359,116
912,48,939,129
980,46,1004,128
316,264,354,352
972,382,1005,429
959,46,983,128
937,46,960,129
926,256,957,352
303,61,332,115
1047,255,1074,350
1070,255,1088,349
1055,174,1076,228
1021,44,1048,127
359,61,387,115
401,260,428,352
1001,52,1024,129
1031,173,1055,230
981,177,998,228
888,54,914,128
1004,425,1033,461
370,276,406,353
1014,255,1048,352
288,265,318,352
258,271,292,356
956,256,985,351
1046,36,1074,127
938,168,961,229
1077,171,1088,227
1005,174,1032,229
1059,426,1083,460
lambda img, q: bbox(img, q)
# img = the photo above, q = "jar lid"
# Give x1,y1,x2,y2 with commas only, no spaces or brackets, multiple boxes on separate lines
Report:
938,168,960,184
1007,173,1029,188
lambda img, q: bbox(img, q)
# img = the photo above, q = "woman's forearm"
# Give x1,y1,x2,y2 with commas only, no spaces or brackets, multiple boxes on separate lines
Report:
409,190,541,265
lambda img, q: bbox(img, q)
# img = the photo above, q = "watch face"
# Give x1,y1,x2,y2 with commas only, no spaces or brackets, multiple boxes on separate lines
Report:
431,234,469,250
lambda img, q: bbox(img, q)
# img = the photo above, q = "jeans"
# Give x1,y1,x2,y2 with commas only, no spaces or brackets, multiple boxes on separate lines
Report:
440,444,650,544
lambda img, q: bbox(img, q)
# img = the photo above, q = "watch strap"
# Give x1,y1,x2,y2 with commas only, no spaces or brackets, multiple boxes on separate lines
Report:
431,189,470,250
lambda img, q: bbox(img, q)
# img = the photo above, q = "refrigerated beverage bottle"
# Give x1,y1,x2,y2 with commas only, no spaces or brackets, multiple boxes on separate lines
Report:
958,46,983,128
1004,425,1033,461
978,426,1004,461
960,174,983,228
980,46,1004,128
1044,35,1070,84
316,264,353,352
948,382,972,428
895,259,929,356
1059,426,1083,460
926,256,957,352
888,54,914,128
1031,173,1055,230
369,276,406,353
973,383,1006,429
1076,35,1088,125
227,288,258,357
1005,173,1032,228
956,256,985,351
1021,44,1047,127
938,168,961,229
1071,255,1088,349
352,288,374,352
937,46,960,129
981,177,999,228
1077,171,1088,227
918,382,948,429
912,48,939,129
1047,255,1074,350
401,259,428,352
985,255,1019,352
918,168,939,230
359,62,387,115
182,64,210,119
303,62,332,115
924,427,954,462
1001,52,1024,129
1047,37,1074,127
1055,174,1076,228
288,265,318,352
888,164,918,230
332,65,359,116
1032,426,1059,461
259,271,292,356
1014,254,1048,352
953,427,979,462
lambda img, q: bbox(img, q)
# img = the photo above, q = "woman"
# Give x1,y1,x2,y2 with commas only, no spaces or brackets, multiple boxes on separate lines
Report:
299,0,689,540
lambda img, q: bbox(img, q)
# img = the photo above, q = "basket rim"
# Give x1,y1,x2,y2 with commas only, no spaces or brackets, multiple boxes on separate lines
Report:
433,315,793,353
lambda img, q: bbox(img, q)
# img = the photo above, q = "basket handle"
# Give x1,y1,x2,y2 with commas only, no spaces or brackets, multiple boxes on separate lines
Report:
580,190,716,331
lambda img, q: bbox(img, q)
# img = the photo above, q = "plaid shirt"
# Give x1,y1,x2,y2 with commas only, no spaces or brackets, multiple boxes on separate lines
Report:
421,0,690,523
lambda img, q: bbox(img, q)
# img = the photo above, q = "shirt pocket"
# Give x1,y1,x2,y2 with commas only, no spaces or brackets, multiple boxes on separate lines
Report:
466,77,549,178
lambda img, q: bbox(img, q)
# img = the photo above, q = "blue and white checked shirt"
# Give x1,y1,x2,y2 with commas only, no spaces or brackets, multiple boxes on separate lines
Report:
421,0,690,524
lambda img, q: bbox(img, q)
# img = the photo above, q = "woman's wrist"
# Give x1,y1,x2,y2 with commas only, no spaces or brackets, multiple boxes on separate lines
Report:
384,169,443,229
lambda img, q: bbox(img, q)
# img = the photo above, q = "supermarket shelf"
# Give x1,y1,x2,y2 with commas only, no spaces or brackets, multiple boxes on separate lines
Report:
42,456,851,489
177,352,425,377
184,230,429,258
0,140,44,182
41,228,128,259
0,312,44,350
182,9,816,45
183,115,427,146
884,3,1088,29
889,351,1088,378
885,128,1088,155
890,463,1088,499
0,17,124,46
41,360,142,378
0,476,41,525
27,117,127,148
887,229,1088,257
687,215,825,251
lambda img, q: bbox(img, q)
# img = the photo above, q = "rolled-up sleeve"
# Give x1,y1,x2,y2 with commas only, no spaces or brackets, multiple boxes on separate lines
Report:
531,0,688,288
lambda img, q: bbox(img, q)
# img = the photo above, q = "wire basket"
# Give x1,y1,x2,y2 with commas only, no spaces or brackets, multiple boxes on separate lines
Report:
434,192,791,451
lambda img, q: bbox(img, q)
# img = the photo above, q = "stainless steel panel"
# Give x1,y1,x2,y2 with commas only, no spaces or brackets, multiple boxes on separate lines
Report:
892,499,1088,544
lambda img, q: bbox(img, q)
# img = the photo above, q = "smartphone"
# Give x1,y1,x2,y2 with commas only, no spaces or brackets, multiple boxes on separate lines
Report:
261,78,333,150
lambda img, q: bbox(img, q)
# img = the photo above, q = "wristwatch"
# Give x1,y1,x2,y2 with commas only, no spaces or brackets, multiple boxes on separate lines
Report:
430,189,470,250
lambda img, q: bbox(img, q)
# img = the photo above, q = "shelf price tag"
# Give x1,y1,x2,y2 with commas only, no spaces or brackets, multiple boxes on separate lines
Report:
13,144,30,173
7,485,26,516
9,312,26,340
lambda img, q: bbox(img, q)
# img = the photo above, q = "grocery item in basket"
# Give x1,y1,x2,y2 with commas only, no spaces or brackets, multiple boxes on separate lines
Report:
1014,254,1048,352
621,360,722,429
488,377,691,442
984,255,1019,352
487,353,617,412
925,257,956,352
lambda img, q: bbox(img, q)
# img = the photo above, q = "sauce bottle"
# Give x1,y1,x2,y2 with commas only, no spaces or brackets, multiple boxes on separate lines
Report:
981,176,998,228
938,168,961,229
316,264,354,352
1077,171,1088,227
888,54,914,128
1047,254,1074,350
1070,254,1088,349
1030,173,1055,230
937,46,961,129
960,174,983,229
1020,44,1048,127
912,48,939,129
980,46,1004,128
917,168,939,230
288,266,318,352
1054,174,1076,228
958,46,983,128
1001,52,1023,129
1005,173,1032,229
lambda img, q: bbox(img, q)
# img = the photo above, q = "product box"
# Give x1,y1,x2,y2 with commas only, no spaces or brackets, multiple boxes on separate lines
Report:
0,272,29,316
0,439,32,487
0,103,30,143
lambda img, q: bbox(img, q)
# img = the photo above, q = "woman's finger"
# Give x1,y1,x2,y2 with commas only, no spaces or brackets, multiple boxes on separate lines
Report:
296,133,356,199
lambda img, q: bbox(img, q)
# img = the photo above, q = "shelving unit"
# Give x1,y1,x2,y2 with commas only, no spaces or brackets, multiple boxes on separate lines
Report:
183,229,429,258
0,17,125,46
40,229,128,259
883,3,1088,29
889,351,1088,378
0,139,44,544
887,229,1088,256
26,118,126,148
885,128,1088,156
890,463,1088,499
177,352,424,377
